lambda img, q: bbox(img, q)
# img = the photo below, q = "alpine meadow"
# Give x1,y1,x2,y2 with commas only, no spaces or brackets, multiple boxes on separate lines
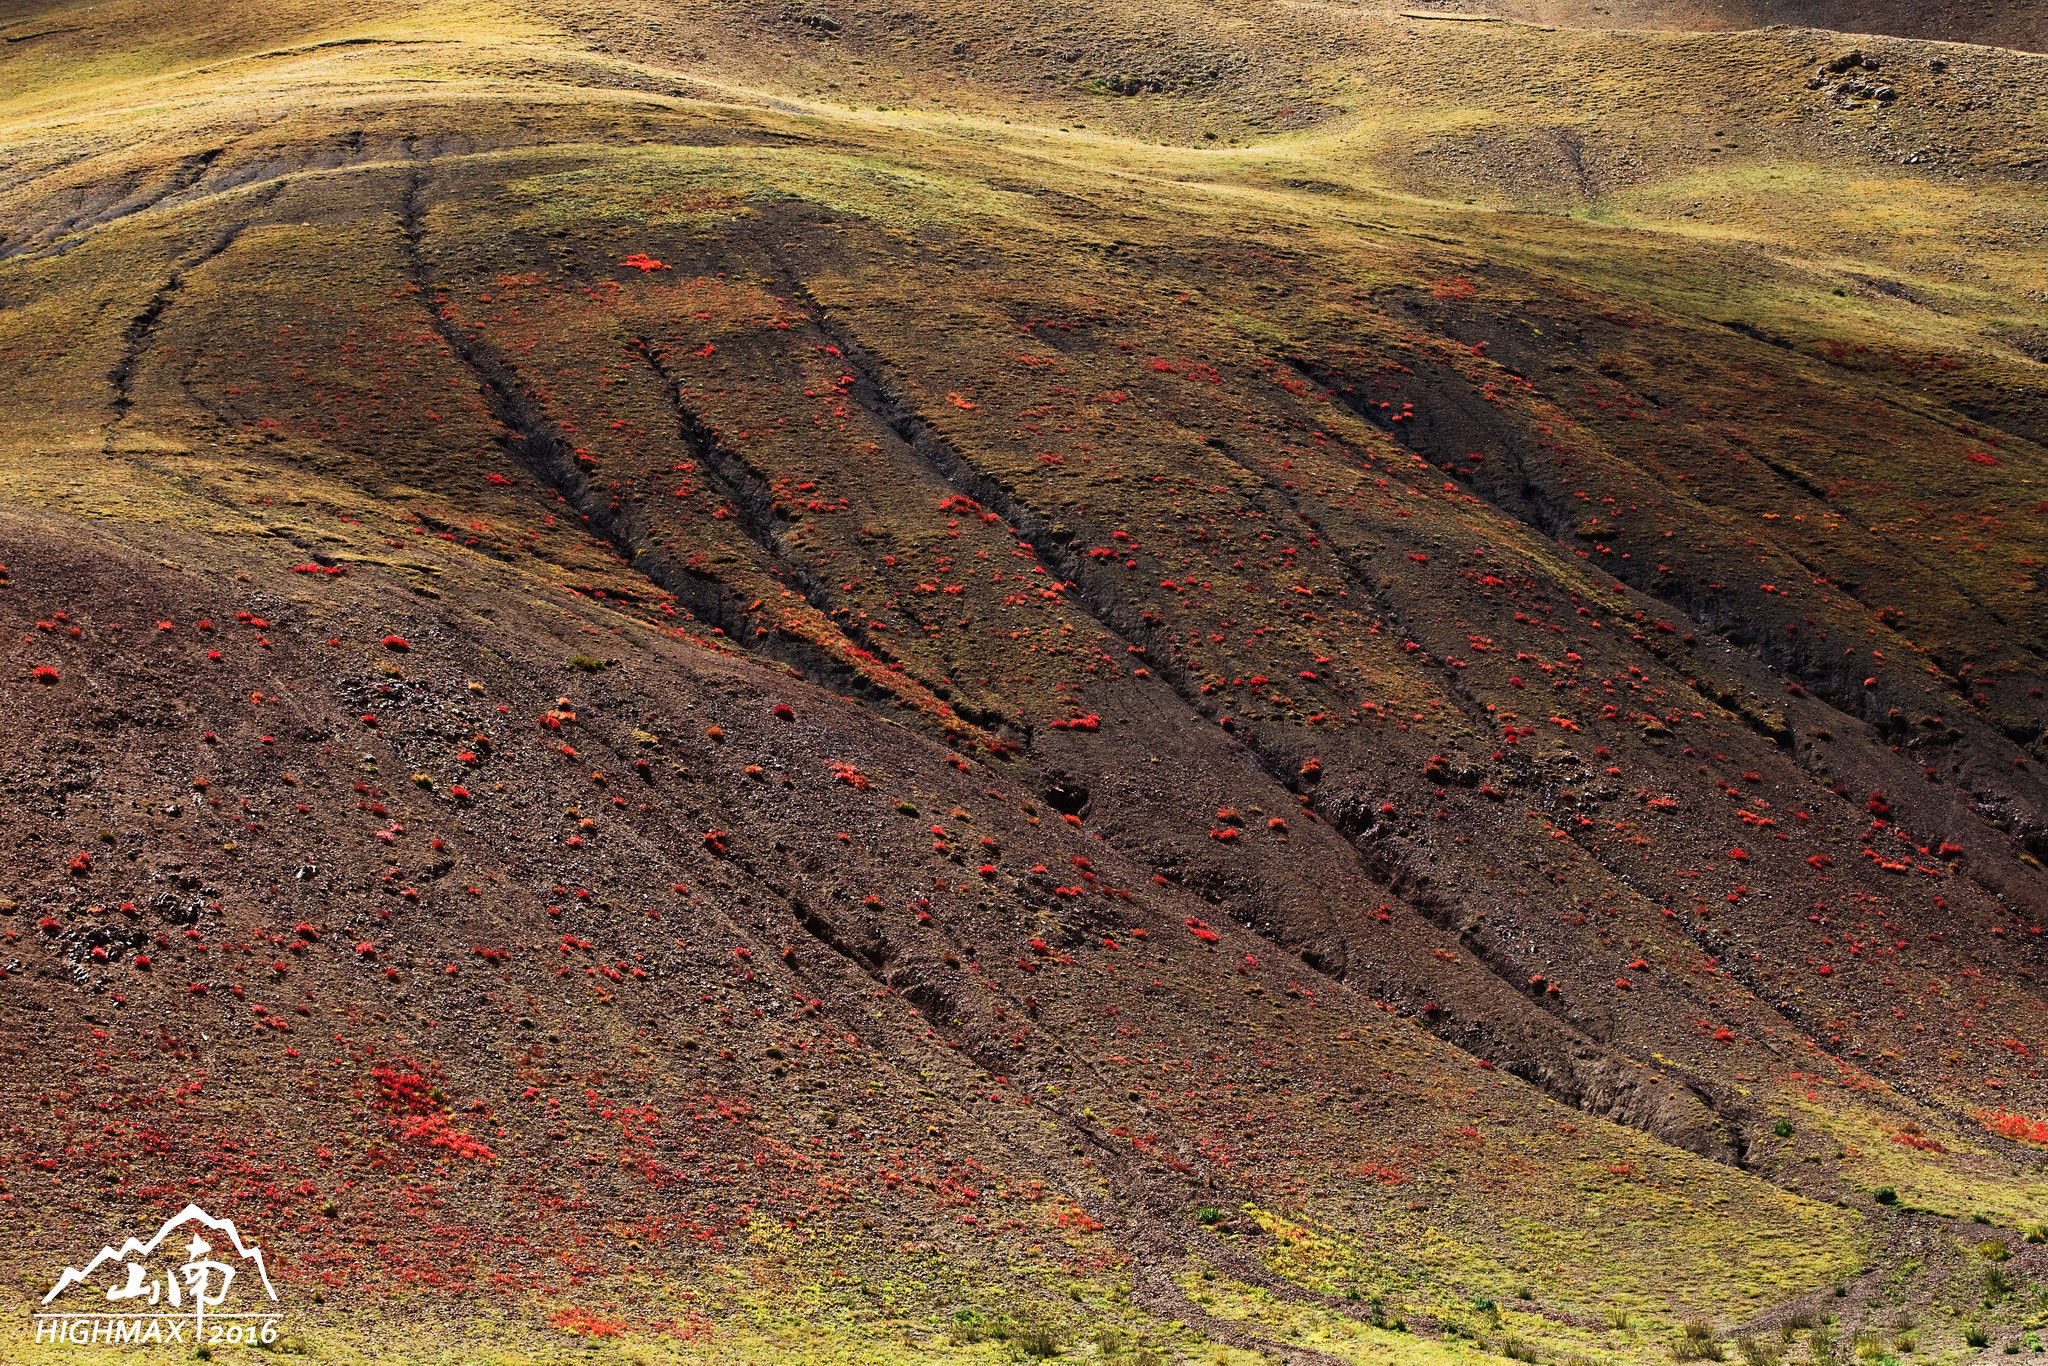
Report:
4,1,2048,1363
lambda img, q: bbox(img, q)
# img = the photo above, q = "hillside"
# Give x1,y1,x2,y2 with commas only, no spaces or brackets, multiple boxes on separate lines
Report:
4,1,2048,1363
1406,2,2048,55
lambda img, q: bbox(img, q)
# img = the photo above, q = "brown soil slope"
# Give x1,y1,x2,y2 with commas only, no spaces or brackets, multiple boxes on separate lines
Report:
3,1,2048,1362
1408,1,2048,55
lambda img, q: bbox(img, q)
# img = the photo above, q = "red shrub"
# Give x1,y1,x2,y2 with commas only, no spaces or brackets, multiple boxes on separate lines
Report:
1975,1110,2048,1145
550,1308,625,1337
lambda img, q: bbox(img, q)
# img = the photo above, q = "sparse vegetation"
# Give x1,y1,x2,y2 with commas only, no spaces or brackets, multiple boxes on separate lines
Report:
1738,1337,1782,1366
5,1,2048,1363
1678,1320,1729,1363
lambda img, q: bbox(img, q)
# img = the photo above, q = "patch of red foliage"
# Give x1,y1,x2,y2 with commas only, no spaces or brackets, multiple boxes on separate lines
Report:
1975,1109,2048,1145
549,1307,626,1337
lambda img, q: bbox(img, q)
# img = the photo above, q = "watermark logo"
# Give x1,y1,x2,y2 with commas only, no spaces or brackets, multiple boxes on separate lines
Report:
32,1203,284,1349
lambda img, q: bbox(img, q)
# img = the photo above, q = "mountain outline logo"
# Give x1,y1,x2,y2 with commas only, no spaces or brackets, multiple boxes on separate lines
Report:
32,1203,284,1349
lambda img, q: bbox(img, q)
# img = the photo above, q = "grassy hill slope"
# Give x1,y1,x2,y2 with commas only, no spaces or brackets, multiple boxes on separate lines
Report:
4,1,2048,1362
